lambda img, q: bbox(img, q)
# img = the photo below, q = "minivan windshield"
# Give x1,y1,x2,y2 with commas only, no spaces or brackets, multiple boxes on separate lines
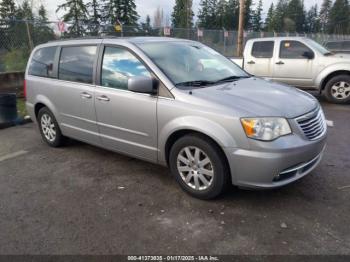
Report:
137,41,249,88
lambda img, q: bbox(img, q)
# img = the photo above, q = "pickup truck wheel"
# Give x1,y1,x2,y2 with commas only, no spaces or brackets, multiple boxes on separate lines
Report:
324,75,350,104
169,134,230,200
38,107,65,147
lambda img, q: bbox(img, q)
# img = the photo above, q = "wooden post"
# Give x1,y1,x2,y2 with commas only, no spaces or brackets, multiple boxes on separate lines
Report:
237,0,245,57
25,21,34,51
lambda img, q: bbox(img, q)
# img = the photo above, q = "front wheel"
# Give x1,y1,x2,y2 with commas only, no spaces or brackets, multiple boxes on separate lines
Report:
324,75,350,104
169,134,230,200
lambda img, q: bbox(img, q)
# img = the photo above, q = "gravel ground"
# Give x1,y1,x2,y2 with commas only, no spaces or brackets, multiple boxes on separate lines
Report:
0,96,349,255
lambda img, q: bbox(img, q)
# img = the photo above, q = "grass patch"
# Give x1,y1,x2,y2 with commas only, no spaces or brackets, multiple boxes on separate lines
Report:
17,98,27,118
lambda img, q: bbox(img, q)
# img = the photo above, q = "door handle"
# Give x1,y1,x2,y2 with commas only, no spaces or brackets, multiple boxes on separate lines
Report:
97,95,110,102
276,61,285,65
80,92,92,99
247,60,255,65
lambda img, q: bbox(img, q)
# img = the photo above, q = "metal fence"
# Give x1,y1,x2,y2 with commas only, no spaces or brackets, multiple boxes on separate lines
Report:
1,19,350,73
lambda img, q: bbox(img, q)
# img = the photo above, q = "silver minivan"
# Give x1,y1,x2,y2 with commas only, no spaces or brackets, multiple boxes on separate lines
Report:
25,37,327,199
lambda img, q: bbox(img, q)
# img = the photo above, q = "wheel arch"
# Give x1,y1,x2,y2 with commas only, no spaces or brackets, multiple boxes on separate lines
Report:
319,69,350,92
163,129,232,183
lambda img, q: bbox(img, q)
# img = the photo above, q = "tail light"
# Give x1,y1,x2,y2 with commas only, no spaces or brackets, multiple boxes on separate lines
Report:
23,79,27,99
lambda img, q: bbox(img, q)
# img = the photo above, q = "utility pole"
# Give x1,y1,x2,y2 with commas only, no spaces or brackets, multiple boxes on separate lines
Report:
237,0,245,57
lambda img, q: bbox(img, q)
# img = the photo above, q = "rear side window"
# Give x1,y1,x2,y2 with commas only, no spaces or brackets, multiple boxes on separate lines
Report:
342,41,350,49
326,42,342,50
251,41,274,58
58,46,97,84
280,41,313,59
28,46,57,78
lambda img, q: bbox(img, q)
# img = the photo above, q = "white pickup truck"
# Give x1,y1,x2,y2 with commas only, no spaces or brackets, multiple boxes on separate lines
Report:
231,37,350,104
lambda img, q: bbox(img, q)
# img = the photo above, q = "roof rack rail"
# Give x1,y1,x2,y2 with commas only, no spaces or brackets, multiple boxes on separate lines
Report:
48,35,124,43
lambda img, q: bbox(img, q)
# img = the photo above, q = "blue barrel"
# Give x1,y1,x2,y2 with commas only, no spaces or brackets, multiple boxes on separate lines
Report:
0,93,18,124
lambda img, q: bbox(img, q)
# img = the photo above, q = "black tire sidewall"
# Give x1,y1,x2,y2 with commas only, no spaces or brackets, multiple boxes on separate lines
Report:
37,107,64,147
324,75,350,104
169,134,229,200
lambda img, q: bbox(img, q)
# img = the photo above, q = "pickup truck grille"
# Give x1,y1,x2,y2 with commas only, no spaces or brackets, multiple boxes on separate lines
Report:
296,108,327,140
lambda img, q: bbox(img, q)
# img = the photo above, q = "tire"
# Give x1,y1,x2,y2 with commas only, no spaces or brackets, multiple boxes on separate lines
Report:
169,134,230,200
37,107,65,147
324,74,350,104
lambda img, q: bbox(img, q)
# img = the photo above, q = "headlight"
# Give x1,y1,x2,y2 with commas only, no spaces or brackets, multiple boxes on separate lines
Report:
241,117,291,141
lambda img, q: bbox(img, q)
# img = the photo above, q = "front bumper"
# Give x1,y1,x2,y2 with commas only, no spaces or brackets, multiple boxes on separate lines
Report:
224,134,327,189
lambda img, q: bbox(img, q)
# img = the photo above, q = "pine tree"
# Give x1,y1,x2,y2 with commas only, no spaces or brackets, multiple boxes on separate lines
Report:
87,0,102,34
252,0,263,32
198,0,217,29
171,0,194,28
19,0,34,20
244,0,253,30
153,6,163,28
216,0,228,29
0,0,16,20
224,0,239,30
120,0,139,25
35,5,55,43
265,3,275,32
319,0,332,33
305,5,320,33
284,0,306,32
328,0,350,34
107,0,139,25
273,0,288,32
56,0,89,36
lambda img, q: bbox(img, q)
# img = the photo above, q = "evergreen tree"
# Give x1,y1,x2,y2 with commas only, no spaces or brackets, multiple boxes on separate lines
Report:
224,0,239,30
305,4,320,33
35,5,55,43
171,0,194,28
0,0,16,20
120,0,139,25
244,0,253,30
216,0,228,29
328,0,350,34
265,3,275,32
273,0,288,32
153,6,163,28
19,0,34,20
252,0,263,32
141,14,152,33
56,0,89,36
284,0,306,32
107,0,139,25
198,0,217,29
87,0,102,34
319,0,332,33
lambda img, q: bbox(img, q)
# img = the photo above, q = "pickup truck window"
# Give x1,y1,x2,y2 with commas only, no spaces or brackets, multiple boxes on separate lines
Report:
280,41,314,59
252,41,274,58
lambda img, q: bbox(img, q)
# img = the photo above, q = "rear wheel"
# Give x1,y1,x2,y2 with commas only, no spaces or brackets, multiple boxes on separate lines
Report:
169,134,230,200
324,75,350,104
38,107,65,147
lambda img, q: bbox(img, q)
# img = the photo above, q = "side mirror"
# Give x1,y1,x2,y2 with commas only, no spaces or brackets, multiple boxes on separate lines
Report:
128,76,158,94
302,51,314,59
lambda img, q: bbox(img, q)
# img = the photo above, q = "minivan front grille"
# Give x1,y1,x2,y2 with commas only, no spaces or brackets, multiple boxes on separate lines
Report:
296,108,327,140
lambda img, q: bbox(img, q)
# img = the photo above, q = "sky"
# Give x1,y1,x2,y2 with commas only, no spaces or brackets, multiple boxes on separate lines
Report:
42,0,321,22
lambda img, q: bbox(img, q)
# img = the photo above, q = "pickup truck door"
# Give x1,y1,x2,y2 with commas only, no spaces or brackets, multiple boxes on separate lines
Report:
272,40,315,88
243,40,275,78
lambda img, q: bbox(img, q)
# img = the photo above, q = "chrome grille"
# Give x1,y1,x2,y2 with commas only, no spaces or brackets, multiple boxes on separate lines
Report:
296,108,327,140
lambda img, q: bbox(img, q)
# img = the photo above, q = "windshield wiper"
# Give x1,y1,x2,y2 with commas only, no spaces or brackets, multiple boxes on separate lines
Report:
214,75,250,84
175,80,215,87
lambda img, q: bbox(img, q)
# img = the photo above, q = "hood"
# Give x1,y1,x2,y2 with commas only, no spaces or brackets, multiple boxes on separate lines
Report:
189,77,318,118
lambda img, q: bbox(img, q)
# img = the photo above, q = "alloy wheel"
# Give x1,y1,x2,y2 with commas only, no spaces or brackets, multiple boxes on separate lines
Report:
331,81,350,100
41,113,56,142
176,146,214,191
